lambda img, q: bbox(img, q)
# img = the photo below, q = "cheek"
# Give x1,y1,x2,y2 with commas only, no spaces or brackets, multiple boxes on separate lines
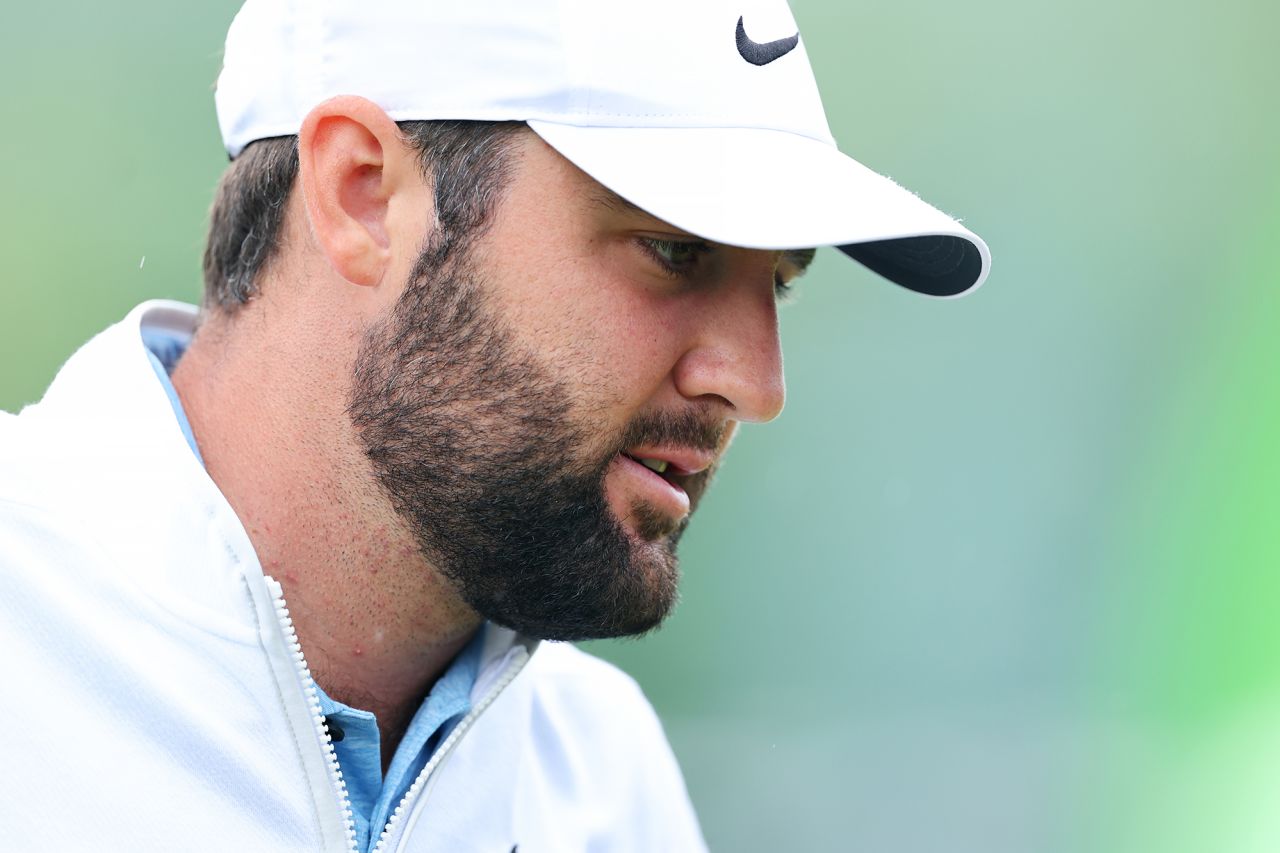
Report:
485,252,688,408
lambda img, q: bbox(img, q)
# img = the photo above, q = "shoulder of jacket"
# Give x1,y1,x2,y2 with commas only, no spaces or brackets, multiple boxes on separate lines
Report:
525,641,646,696
520,641,673,747
509,642,706,848
0,406,64,512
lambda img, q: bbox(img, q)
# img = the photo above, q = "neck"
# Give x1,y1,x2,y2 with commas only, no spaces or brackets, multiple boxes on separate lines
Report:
171,300,481,759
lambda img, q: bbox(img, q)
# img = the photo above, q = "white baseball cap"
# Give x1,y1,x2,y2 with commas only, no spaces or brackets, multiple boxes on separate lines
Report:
216,0,990,297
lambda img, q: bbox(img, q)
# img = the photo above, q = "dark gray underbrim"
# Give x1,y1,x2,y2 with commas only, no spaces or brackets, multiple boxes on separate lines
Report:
840,235,984,297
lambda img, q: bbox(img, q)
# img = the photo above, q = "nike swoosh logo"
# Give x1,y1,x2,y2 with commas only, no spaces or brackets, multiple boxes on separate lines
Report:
735,15,800,66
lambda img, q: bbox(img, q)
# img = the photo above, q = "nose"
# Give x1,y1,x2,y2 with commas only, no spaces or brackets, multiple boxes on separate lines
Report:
671,257,786,423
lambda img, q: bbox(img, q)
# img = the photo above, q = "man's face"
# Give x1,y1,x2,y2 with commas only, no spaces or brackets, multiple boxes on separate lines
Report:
350,133,807,641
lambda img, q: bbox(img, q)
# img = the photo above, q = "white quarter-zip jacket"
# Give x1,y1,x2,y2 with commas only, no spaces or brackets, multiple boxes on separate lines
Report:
0,301,707,852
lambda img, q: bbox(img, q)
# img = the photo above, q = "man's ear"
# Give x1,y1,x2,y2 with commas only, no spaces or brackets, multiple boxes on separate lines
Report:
297,95,416,288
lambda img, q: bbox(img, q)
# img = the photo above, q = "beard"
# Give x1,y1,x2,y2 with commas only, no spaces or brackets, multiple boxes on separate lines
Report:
348,249,722,641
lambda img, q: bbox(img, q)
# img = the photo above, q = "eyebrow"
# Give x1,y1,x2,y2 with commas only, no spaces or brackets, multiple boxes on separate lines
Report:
590,184,649,217
590,185,818,276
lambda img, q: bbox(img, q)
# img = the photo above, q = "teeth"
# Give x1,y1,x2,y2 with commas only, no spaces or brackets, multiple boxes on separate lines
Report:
639,458,669,475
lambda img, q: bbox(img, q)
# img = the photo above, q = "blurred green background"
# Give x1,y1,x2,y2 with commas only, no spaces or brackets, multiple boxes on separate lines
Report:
3,2,1279,850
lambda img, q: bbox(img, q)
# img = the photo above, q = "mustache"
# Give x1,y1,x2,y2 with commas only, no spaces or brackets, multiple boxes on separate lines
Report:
616,409,727,457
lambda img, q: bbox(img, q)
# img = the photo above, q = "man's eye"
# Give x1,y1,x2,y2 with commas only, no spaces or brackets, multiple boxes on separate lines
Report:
774,247,812,303
774,276,797,302
639,238,712,275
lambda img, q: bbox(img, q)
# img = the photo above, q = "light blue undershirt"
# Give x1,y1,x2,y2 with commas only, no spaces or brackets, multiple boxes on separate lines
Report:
143,327,481,853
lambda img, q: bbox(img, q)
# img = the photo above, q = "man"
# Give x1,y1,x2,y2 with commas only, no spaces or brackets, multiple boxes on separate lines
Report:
0,0,988,850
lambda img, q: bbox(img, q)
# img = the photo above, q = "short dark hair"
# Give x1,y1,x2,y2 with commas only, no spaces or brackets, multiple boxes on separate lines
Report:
202,120,527,311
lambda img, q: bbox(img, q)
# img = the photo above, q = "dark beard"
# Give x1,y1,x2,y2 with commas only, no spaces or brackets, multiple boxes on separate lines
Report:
348,251,721,641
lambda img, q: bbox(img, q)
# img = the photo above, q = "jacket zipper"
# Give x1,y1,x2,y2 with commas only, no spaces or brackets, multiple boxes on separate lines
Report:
267,575,531,853
268,578,360,853
372,646,531,853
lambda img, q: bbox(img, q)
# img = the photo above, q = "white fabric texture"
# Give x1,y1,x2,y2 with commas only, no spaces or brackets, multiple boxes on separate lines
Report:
0,301,707,853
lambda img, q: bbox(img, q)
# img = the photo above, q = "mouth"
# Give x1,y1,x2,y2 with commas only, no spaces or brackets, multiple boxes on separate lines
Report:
607,453,687,538
619,447,711,489
610,445,716,529
622,453,674,482
619,453,682,491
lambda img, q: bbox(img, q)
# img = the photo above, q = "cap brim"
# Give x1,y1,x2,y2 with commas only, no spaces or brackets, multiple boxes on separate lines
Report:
528,121,990,297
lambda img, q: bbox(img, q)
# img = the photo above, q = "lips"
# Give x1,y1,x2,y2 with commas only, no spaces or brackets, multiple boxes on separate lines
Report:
619,453,682,497
614,448,716,514
613,452,689,521
606,425,725,537
620,446,714,480
630,456,670,476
